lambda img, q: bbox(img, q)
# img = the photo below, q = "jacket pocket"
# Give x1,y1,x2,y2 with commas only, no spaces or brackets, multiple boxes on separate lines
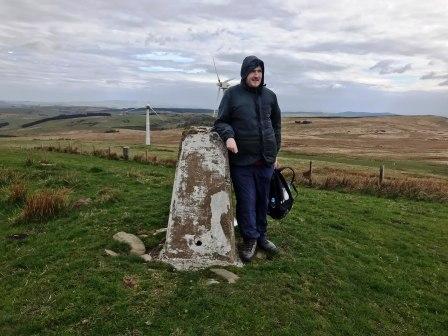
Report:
261,104,271,119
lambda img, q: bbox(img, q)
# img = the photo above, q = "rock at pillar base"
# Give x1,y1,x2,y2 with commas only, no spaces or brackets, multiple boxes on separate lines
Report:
159,127,241,270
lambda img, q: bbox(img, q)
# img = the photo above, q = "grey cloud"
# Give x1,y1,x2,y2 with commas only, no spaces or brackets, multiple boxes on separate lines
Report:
189,28,241,42
420,71,448,80
303,39,433,59
0,0,447,116
370,60,412,75
439,79,448,86
145,33,178,47
420,71,437,79
217,52,347,85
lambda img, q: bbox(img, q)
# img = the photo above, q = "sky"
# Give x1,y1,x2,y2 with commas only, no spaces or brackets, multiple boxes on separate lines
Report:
0,0,447,115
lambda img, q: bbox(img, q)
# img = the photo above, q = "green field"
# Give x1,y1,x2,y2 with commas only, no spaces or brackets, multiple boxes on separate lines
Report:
1,149,447,335
0,107,214,136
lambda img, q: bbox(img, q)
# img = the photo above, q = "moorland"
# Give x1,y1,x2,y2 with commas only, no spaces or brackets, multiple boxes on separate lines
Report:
0,105,447,335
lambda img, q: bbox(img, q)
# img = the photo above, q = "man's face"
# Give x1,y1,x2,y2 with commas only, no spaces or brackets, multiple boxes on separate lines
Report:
245,66,262,88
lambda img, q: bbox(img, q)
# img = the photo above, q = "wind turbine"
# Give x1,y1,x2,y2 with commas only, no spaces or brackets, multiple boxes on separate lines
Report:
145,104,163,146
213,57,235,117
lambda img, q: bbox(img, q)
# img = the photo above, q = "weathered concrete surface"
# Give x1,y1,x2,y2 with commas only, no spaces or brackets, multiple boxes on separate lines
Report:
113,232,146,256
159,127,240,270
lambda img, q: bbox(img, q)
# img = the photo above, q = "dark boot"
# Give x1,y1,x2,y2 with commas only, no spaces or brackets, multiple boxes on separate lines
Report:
258,238,279,255
240,239,257,262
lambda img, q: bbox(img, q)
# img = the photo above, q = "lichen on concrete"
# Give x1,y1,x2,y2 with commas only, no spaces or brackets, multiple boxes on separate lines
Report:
159,127,241,270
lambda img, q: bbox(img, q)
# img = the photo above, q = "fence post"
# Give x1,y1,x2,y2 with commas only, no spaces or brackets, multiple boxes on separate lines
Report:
379,165,385,185
309,160,313,185
123,146,130,160
108,146,111,157
145,149,148,162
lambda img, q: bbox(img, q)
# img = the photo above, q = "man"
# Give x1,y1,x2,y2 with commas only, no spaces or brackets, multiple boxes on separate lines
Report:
214,55,281,262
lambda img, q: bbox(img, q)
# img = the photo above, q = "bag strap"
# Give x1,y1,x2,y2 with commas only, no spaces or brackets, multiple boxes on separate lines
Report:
277,167,298,197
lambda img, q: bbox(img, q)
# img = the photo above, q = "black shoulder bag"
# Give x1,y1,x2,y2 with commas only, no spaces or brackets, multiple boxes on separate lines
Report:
268,167,298,220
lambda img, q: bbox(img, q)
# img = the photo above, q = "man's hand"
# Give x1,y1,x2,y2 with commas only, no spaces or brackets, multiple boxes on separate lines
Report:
274,159,279,169
226,138,238,154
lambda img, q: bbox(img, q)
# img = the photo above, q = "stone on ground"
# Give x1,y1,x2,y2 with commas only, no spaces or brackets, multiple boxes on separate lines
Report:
104,249,119,257
206,278,220,285
210,268,239,284
153,228,167,236
140,254,152,262
113,231,146,256
256,250,267,259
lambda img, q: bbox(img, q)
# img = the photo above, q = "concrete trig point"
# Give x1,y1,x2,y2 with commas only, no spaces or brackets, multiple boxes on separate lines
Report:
159,127,240,270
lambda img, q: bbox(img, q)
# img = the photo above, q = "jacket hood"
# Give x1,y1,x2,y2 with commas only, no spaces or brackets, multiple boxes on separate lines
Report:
240,55,265,88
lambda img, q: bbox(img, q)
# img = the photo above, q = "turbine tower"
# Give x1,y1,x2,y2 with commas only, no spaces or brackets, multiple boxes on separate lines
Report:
145,104,162,146
212,57,235,117
145,105,150,146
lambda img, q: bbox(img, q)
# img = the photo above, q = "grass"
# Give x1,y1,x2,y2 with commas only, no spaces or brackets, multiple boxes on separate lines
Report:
6,182,28,204
293,167,448,202
14,188,71,223
0,148,447,335
31,144,448,203
281,150,448,177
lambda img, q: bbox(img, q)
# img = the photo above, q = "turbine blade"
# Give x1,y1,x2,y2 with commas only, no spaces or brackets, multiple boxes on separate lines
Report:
222,77,235,83
213,57,221,83
149,104,163,120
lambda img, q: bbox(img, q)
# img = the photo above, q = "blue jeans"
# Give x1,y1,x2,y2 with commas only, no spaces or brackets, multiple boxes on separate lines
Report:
230,163,274,241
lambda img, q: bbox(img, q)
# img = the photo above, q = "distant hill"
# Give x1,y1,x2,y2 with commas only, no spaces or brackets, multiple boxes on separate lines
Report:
283,111,398,118
21,112,112,128
117,107,213,114
334,111,397,117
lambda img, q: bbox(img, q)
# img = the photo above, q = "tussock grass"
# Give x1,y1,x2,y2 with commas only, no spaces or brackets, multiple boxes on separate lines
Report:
134,153,176,167
92,148,108,157
296,168,448,202
108,152,120,160
35,144,445,201
59,171,80,187
24,156,34,167
37,145,178,167
15,188,71,223
132,154,146,163
7,182,27,204
62,146,80,154
0,168,22,186
96,187,120,204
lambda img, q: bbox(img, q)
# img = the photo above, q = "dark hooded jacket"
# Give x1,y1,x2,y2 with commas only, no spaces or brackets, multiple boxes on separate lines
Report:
213,55,281,166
